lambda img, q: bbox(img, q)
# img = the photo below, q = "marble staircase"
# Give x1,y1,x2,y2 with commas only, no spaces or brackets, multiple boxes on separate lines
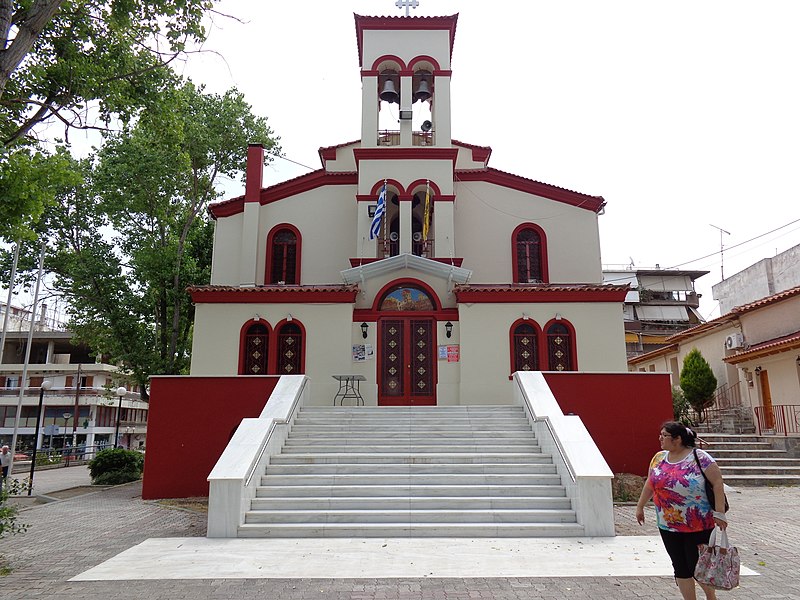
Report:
238,405,584,537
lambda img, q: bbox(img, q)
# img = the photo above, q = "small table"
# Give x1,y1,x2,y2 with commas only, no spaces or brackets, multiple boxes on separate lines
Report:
332,375,366,406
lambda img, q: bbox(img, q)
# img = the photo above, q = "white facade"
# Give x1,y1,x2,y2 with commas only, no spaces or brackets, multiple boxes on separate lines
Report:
190,15,628,406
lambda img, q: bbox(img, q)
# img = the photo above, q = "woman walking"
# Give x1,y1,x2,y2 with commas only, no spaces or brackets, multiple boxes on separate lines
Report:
636,421,728,600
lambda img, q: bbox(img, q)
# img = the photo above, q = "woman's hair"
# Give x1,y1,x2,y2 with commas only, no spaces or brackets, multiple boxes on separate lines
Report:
661,421,697,447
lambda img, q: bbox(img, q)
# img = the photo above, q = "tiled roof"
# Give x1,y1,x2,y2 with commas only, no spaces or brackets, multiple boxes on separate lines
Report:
187,285,358,294
627,344,679,365
454,284,628,293
723,330,800,364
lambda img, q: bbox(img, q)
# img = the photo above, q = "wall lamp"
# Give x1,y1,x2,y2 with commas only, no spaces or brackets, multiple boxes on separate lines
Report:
754,366,762,375
368,205,378,217
445,321,453,338
796,356,800,367
361,322,369,339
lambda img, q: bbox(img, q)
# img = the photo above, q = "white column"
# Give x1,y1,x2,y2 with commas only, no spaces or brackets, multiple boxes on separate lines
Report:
399,200,412,254
399,75,412,146
432,76,451,146
361,75,378,147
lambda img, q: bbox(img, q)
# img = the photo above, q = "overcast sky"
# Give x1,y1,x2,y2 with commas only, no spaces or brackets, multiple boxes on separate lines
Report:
112,2,800,319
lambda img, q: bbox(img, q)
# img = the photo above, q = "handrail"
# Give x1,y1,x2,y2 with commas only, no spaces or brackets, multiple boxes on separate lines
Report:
754,404,800,436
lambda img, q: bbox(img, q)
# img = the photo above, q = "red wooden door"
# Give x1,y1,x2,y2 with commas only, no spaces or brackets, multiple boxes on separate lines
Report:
378,318,436,405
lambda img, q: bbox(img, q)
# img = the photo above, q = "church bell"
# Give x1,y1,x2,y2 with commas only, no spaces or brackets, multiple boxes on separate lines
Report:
379,70,399,104
413,70,432,102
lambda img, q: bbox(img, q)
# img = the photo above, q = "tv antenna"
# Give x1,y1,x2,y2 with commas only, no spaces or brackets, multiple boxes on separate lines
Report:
709,224,731,280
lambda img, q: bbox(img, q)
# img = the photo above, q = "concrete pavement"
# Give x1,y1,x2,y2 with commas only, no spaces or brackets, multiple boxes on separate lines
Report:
0,466,798,598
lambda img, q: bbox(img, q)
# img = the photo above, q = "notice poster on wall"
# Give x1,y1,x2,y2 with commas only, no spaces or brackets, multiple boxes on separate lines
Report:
446,345,460,362
438,345,448,360
353,344,375,362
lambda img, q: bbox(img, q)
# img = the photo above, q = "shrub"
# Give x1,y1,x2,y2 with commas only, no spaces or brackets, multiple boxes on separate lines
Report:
679,348,717,422
0,487,27,539
672,386,695,426
88,448,144,485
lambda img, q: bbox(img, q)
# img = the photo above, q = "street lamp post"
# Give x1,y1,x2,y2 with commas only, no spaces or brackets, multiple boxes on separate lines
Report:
27,380,52,496
62,412,71,464
114,387,127,448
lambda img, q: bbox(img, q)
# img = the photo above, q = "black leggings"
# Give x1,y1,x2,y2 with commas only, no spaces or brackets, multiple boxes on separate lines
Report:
659,528,714,579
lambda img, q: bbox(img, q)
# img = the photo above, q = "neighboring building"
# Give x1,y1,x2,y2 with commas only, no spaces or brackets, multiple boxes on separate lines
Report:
0,304,147,453
628,286,800,435
712,244,800,315
187,13,630,406
603,268,708,358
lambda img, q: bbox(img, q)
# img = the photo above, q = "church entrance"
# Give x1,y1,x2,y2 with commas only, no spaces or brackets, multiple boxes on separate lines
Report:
373,282,441,406
378,317,436,405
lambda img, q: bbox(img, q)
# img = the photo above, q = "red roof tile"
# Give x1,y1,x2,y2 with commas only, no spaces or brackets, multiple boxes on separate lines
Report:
723,330,800,364
731,285,800,314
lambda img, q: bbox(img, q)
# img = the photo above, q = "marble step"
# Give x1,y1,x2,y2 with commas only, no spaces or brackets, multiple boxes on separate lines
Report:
720,465,800,475
290,424,535,432
250,495,571,511
260,473,562,486
293,418,530,427
237,522,585,538
244,508,577,524
266,462,554,475
255,484,567,498
284,436,539,445
716,457,800,466
301,406,524,413
270,452,550,464
280,444,541,453
705,449,788,458
287,433,537,442
700,441,775,449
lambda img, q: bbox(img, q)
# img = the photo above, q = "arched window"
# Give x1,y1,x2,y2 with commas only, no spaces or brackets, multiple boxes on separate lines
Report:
276,322,304,375
546,322,574,371
242,323,269,375
512,322,539,373
512,224,548,284
267,226,300,284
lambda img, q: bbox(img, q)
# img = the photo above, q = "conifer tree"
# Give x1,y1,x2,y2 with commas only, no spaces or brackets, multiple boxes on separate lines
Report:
679,348,718,422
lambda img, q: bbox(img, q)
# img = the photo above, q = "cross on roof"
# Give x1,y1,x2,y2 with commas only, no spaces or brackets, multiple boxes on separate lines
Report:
395,0,419,17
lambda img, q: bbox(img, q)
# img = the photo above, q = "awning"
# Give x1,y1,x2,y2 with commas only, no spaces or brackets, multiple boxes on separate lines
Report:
635,305,689,321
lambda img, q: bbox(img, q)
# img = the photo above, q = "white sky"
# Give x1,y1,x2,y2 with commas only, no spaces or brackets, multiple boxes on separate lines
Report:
97,1,800,320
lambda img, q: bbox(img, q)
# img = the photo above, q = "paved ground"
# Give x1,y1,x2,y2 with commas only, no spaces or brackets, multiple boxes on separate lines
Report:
0,466,798,599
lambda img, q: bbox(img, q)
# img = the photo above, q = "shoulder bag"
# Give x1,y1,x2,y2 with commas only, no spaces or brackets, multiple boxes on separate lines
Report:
693,448,729,513
695,526,740,590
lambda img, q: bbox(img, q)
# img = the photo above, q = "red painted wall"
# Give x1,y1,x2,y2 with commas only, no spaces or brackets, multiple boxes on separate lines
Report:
142,376,279,499
542,372,672,475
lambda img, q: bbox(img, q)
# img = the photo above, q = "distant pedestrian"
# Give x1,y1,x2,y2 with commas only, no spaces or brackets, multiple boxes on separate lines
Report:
0,445,12,483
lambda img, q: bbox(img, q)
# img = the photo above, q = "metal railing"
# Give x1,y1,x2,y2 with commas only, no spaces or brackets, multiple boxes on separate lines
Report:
711,381,743,410
376,130,435,147
379,239,434,259
10,443,143,473
754,405,800,436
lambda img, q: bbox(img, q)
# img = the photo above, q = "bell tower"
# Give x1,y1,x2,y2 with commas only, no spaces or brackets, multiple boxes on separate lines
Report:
354,14,459,260
355,14,457,149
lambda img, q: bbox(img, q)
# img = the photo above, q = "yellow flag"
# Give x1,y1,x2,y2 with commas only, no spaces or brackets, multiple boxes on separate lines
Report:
422,185,431,241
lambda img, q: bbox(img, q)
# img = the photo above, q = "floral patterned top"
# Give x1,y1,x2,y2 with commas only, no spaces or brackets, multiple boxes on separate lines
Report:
648,448,716,532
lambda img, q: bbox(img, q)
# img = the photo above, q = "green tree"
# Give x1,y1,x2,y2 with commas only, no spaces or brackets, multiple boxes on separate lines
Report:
679,348,718,421
40,80,278,394
0,0,215,240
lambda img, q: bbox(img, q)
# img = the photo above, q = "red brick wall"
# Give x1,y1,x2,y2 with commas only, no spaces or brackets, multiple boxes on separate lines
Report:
141,376,279,499
542,372,673,475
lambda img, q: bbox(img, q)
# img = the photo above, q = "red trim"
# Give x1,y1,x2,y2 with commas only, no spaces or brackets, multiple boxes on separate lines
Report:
508,318,543,379
407,55,442,71
370,178,405,196
354,147,459,166
245,145,264,203
371,278,443,312
348,257,463,267
273,318,307,375
265,224,302,285
238,319,272,375
512,223,549,284
724,331,800,364
453,286,628,303
455,168,606,213
407,179,443,195
354,308,458,322
543,318,578,371
355,14,459,65
209,170,358,218
319,147,337,163
452,139,492,165
189,287,358,304
369,54,407,71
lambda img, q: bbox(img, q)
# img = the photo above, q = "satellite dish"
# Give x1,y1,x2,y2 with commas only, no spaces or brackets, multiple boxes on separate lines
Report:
421,120,433,132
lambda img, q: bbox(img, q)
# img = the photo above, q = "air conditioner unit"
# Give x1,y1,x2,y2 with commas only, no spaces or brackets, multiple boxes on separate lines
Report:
724,333,744,350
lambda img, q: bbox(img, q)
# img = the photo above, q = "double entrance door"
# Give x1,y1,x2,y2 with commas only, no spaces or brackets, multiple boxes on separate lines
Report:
378,318,436,405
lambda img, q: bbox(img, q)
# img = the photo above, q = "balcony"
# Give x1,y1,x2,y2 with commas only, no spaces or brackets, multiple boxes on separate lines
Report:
379,239,434,259
377,130,435,147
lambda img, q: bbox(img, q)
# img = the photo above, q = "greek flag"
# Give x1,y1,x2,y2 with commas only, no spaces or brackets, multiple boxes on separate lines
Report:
369,182,386,240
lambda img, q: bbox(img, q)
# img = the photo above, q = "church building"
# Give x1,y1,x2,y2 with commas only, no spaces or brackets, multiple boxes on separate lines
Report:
187,13,630,406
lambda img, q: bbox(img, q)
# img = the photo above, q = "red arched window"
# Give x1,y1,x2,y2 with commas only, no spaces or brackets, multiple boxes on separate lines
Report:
276,322,304,375
242,322,269,375
267,226,300,284
512,224,549,284
511,322,539,373
546,321,575,371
